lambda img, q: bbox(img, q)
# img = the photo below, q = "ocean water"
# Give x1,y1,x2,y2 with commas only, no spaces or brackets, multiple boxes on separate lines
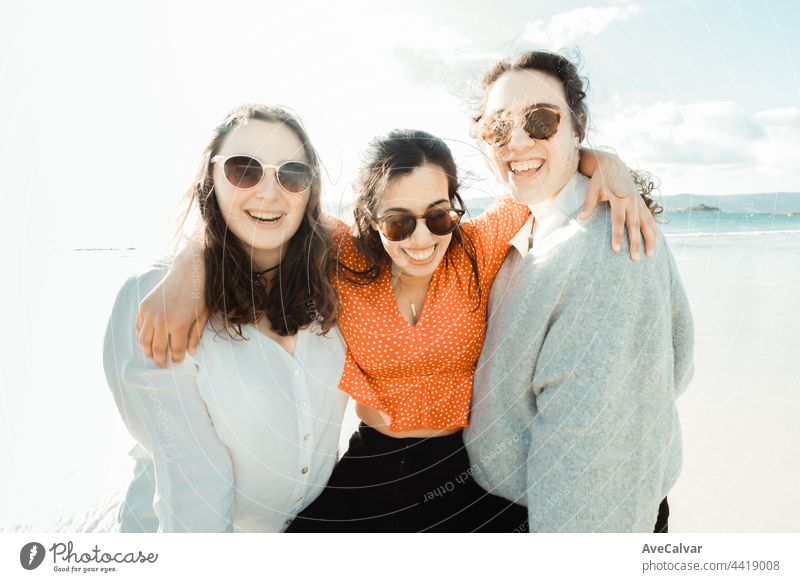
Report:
659,211,800,238
0,212,798,532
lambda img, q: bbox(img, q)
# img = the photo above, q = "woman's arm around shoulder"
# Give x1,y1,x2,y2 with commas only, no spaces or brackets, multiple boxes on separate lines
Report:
104,268,235,532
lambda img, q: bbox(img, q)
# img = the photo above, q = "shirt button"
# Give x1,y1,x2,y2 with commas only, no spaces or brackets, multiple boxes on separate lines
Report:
284,518,293,527
296,496,304,503
299,400,308,408
303,433,311,442
301,466,309,475
292,369,301,377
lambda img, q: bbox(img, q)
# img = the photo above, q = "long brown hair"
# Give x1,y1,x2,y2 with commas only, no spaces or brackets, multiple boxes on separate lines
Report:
341,129,482,308
180,104,338,338
472,51,662,215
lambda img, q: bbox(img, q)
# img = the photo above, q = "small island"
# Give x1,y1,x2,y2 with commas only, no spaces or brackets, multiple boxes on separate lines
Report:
671,203,721,213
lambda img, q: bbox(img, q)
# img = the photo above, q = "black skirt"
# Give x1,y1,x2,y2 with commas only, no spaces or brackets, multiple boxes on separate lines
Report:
286,423,529,533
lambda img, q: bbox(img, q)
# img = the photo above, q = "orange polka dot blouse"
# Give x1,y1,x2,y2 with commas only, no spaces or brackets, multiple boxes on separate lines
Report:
331,196,530,432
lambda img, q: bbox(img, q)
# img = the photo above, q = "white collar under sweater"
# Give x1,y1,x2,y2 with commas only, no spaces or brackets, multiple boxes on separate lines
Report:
509,172,590,256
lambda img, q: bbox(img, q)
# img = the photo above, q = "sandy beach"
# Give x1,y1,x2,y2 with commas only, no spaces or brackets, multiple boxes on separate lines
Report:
1,223,798,533
665,231,800,532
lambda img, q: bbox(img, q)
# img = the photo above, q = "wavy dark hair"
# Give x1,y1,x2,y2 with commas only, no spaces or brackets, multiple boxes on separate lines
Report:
179,104,338,338
342,129,482,308
471,50,662,215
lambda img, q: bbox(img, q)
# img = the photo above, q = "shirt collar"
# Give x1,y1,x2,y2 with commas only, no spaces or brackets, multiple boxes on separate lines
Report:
508,172,590,256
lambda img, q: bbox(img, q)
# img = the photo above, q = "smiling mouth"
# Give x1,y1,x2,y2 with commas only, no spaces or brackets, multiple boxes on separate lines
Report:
246,210,285,224
509,159,545,175
403,245,437,263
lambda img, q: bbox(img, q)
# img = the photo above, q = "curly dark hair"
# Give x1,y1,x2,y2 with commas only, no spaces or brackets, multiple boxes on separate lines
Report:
340,129,482,309
179,104,338,338
471,50,662,215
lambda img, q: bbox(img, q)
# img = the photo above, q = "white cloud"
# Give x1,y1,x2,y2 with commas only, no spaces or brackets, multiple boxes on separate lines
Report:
591,101,800,194
522,4,643,49
753,107,800,126
595,101,760,165
392,3,645,90
751,107,800,174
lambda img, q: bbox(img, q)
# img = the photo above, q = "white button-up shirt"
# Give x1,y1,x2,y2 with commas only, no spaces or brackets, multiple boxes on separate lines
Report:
103,267,347,532
509,173,590,256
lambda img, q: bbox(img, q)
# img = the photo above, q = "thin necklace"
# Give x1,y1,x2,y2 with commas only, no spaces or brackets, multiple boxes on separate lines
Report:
396,276,418,318
392,267,427,320
256,263,280,279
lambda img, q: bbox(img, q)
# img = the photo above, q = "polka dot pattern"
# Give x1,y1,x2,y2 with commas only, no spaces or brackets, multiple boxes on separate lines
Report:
331,197,530,432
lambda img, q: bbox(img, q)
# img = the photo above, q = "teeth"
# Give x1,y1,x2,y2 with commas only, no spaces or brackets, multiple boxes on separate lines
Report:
405,247,435,261
510,159,544,173
248,211,283,221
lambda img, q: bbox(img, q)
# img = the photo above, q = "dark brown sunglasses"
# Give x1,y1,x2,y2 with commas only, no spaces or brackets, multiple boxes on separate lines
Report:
481,105,562,147
373,206,465,242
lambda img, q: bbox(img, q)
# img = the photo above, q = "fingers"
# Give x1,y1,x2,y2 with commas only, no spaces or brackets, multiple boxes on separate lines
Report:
151,322,170,369
141,316,198,367
139,318,155,360
170,327,188,366
187,321,202,357
579,179,601,221
187,310,209,356
610,202,626,254
639,198,658,257
198,309,209,331
626,204,642,261
171,307,210,363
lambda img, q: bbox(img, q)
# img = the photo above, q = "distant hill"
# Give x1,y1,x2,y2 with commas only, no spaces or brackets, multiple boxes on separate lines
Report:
461,192,800,216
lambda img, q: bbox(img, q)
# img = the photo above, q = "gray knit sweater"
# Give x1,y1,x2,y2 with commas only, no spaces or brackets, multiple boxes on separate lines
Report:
464,196,694,532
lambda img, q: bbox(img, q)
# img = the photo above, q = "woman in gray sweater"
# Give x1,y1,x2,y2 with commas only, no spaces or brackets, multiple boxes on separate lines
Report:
464,51,694,532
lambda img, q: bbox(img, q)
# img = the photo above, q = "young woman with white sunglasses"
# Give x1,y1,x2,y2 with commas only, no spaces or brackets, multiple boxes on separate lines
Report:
104,104,347,532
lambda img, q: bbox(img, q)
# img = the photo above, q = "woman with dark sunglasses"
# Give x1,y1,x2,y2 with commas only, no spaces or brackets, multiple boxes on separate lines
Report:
135,105,659,532
103,104,348,532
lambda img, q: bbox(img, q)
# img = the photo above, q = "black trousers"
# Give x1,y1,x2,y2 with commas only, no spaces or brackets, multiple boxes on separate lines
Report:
286,424,529,532
287,424,671,533
654,497,670,533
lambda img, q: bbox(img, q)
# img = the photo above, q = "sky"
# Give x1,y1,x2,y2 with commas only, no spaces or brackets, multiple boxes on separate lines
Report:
0,0,798,251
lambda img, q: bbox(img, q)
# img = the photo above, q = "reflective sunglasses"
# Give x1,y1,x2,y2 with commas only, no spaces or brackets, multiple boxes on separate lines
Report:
211,154,314,193
481,105,562,147
373,206,466,242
